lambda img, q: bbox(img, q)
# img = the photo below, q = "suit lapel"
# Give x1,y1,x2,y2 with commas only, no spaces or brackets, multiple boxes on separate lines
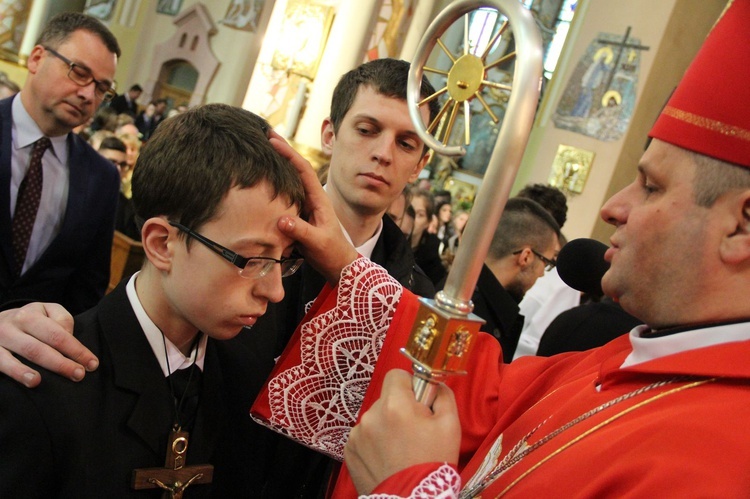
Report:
97,283,174,455
0,98,15,280
98,282,225,460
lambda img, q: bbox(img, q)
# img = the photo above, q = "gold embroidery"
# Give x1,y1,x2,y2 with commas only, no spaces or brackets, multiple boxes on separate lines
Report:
663,106,750,142
494,378,716,498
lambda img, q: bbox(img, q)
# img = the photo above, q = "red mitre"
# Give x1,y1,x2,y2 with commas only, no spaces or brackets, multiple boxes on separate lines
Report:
649,0,750,169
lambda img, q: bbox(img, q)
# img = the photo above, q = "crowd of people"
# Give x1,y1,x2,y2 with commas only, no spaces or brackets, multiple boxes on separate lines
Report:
1,2,749,497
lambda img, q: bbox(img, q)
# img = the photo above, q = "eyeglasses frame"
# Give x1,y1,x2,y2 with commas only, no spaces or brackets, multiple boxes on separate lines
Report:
168,221,303,279
512,247,557,271
42,46,117,101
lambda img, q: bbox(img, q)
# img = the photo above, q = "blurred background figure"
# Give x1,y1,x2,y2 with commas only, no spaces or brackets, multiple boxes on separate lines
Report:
117,132,141,176
410,188,446,286
401,204,415,240
459,197,560,362
513,183,581,360
0,72,20,99
96,136,139,240
108,83,142,118
135,99,166,141
442,208,470,270
87,130,115,151
435,200,454,254
386,187,412,233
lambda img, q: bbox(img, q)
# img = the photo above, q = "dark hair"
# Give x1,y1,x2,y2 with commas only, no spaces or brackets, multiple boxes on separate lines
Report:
434,189,452,204
411,188,435,218
404,204,416,219
90,106,118,132
36,12,121,58
329,59,439,152
515,183,568,228
488,198,560,260
99,136,126,153
130,84,143,92
132,104,305,237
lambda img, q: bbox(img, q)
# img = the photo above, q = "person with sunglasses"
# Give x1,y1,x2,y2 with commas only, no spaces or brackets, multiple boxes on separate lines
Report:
462,197,560,363
1,13,121,315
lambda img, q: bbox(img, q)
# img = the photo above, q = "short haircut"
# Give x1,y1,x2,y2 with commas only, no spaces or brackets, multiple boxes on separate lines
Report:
487,198,560,261
690,151,750,207
130,84,143,92
132,104,305,239
99,136,126,153
36,12,121,58
329,58,440,152
515,183,568,228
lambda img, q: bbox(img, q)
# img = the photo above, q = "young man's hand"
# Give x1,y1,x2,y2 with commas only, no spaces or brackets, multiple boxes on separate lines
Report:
0,303,96,387
268,131,358,284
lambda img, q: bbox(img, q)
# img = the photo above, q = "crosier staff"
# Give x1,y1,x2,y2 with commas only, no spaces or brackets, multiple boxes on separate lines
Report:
402,0,543,405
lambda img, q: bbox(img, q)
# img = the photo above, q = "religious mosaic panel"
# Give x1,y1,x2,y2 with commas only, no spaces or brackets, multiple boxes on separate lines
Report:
219,0,266,32
364,0,415,61
0,0,31,61
553,29,648,142
85,0,117,21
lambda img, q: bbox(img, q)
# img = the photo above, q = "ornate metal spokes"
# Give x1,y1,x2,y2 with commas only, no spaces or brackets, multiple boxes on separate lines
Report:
417,15,516,148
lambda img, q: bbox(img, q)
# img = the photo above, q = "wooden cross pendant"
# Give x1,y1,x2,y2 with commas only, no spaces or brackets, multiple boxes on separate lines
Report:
132,429,214,499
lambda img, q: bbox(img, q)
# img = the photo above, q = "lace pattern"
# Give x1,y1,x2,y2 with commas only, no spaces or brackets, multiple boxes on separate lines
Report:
258,257,402,460
362,464,461,499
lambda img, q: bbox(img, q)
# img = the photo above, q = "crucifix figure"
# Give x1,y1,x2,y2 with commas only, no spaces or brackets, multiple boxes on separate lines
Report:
596,26,650,92
132,428,214,499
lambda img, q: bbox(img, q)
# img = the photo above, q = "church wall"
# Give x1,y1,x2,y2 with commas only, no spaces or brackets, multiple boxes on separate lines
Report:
513,0,727,241
110,0,272,108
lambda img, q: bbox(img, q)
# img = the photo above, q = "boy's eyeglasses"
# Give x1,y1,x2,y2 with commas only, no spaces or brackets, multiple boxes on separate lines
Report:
169,221,303,279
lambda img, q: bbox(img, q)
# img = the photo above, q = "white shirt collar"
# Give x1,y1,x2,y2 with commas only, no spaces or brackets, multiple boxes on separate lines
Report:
12,93,68,160
621,322,750,368
126,273,207,376
321,183,383,259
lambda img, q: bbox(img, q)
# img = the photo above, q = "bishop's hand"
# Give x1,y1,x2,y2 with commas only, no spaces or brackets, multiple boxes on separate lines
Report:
268,130,358,285
344,369,461,495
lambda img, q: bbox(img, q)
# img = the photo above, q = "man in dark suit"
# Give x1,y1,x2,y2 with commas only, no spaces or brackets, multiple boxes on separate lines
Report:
469,198,560,362
108,83,142,118
0,13,121,314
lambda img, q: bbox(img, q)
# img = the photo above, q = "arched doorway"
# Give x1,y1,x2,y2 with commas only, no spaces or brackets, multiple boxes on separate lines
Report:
153,59,198,110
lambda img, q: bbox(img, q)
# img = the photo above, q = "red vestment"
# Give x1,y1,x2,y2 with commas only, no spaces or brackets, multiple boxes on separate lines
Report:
252,259,750,498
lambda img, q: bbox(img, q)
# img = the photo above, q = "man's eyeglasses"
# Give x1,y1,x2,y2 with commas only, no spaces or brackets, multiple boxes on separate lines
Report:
513,248,557,271
108,158,130,170
43,46,117,101
169,221,303,279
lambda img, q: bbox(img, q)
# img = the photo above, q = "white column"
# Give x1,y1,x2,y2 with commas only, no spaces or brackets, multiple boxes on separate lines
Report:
20,0,50,58
399,0,439,61
293,0,382,150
